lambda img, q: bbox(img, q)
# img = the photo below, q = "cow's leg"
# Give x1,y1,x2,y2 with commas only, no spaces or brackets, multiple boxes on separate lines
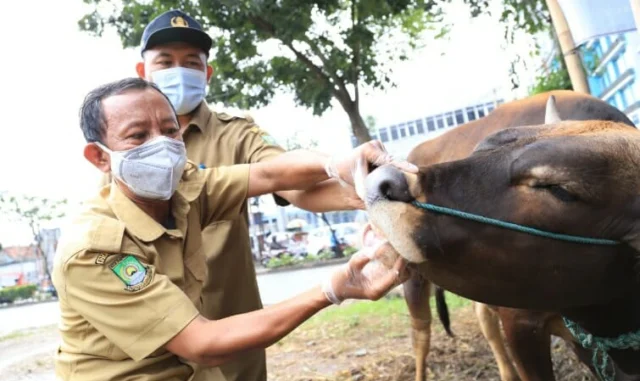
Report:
474,303,519,381
499,308,554,381
403,273,432,381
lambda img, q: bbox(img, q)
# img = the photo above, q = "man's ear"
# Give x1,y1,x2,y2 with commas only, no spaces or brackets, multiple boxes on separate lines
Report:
206,64,214,82
84,143,111,173
135,62,146,79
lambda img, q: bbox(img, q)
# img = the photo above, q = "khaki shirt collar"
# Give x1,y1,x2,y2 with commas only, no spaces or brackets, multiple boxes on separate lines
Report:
106,162,206,242
186,101,212,133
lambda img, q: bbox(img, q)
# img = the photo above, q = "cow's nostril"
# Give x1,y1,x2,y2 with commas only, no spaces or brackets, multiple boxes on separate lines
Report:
366,165,414,204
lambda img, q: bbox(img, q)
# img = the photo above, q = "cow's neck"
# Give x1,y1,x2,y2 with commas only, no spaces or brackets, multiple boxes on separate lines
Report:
563,286,640,377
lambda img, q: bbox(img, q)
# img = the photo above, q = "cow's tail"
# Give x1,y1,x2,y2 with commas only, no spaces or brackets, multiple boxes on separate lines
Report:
435,286,454,337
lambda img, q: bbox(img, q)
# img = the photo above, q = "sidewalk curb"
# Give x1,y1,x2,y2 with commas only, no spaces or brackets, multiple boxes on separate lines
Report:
256,257,350,276
0,299,58,310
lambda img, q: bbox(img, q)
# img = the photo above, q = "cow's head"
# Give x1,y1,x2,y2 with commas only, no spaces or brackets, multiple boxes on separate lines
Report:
365,97,640,310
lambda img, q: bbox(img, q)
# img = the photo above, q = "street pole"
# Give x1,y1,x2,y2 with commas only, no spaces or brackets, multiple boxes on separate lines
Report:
630,0,640,34
545,0,590,94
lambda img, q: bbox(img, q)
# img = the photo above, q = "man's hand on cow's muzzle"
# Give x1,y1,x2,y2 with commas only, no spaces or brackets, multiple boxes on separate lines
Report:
324,140,418,200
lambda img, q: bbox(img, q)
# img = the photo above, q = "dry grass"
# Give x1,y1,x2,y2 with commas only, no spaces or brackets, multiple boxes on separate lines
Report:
266,295,595,381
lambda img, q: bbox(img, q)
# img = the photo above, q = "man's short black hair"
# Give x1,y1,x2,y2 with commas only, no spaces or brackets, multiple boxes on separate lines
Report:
79,77,175,143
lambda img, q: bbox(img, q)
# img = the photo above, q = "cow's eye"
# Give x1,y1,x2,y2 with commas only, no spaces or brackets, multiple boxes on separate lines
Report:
533,184,578,202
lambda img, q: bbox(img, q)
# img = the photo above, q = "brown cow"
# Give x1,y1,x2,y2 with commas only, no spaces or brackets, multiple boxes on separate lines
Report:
367,90,640,380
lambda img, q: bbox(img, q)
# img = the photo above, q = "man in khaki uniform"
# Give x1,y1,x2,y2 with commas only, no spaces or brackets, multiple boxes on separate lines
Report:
58,77,410,380
100,10,368,381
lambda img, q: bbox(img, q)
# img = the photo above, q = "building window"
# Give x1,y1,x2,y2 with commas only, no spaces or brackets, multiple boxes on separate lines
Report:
371,134,378,141
455,110,464,124
617,54,628,73
427,117,436,131
486,103,495,113
399,123,407,138
436,116,445,129
607,62,618,80
594,41,603,58
415,119,425,134
407,121,416,136
466,107,476,121
477,106,486,118
632,114,640,126
390,125,399,140
379,128,389,142
602,70,612,88
622,83,635,107
445,112,454,126
608,97,617,108
615,91,626,109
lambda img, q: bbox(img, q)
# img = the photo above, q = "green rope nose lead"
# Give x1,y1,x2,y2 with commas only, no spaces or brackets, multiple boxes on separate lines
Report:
563,317,640,381
410,201,619,246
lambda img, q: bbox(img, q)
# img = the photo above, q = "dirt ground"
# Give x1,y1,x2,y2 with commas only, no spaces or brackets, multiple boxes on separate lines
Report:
1,299,595,381
265,298,595,381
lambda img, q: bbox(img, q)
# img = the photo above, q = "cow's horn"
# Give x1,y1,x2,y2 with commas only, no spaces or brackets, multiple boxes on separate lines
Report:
545,95,562,124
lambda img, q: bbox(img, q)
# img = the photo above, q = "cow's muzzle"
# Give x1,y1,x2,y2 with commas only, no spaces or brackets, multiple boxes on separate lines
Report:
365,165,414,206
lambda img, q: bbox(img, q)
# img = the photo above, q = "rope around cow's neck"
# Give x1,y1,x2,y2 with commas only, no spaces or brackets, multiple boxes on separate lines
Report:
563,318,640,381
410,201,640,381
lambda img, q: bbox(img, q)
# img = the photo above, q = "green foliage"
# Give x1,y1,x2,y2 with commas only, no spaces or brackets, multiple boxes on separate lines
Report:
0,284,37,304
529,65,573,96
79,0,445,144
265,254,298,268
343,246,358,256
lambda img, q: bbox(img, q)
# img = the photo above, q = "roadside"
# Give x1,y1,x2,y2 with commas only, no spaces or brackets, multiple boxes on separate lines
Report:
0,325,58,381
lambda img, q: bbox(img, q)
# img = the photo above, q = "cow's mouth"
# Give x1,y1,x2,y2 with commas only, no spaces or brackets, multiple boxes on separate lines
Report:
364,165,429,263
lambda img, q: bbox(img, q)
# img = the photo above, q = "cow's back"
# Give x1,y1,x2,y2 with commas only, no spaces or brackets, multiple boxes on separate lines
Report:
407,90,635,166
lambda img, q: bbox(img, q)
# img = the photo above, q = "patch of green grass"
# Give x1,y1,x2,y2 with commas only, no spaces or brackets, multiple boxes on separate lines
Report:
306,292,471,326
0,324,57,342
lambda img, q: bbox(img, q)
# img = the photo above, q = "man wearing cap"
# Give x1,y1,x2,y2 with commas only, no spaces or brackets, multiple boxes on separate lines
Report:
56,77,410,381
99,9,375,381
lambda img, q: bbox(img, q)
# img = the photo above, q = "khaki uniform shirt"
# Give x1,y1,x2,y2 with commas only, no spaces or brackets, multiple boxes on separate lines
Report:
182,103,285,381
54,162,249,381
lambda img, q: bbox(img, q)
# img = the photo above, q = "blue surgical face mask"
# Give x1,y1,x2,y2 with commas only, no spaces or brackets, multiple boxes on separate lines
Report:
151,67,207,115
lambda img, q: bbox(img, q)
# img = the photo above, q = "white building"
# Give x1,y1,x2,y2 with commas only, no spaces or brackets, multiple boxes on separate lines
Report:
350,98,505,158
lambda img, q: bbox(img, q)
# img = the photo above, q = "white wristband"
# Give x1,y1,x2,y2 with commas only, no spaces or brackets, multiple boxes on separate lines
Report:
321,278,342,305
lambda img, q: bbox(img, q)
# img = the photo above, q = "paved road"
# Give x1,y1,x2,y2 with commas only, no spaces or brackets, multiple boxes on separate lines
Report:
0,264,343,337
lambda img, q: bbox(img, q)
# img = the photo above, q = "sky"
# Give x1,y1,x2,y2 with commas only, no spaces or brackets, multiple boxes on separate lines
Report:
0,1,541,246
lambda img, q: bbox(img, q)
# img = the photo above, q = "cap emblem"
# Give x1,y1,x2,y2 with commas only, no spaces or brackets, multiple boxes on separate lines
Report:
171,16,189,28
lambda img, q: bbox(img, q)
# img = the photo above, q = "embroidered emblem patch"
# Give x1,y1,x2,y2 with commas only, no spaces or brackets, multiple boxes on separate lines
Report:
95,253,108,265
109,255,148,290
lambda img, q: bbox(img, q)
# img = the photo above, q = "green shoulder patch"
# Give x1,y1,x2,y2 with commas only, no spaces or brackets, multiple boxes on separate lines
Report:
109,255,150,291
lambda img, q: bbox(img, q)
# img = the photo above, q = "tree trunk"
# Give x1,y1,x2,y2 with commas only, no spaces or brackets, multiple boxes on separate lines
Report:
320,213,343,258
35,242,53,288
347,106,372,145
545,0,590,93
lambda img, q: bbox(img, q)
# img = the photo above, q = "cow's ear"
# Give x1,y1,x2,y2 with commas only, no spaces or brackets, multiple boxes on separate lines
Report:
545,95,562,124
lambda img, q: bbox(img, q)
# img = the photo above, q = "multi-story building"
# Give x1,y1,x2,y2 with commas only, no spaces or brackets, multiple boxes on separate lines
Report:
538,31,640,124
350,98,505,157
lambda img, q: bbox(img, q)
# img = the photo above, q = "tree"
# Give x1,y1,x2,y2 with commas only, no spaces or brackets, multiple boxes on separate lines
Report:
79,0,445,145
0,193,67,287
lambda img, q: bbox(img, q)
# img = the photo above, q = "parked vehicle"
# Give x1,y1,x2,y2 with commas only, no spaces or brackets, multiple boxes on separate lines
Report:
307,223,363,256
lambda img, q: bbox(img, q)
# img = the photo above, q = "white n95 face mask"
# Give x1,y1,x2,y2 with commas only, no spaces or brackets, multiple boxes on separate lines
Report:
96,136,187,200
151,67,207,115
